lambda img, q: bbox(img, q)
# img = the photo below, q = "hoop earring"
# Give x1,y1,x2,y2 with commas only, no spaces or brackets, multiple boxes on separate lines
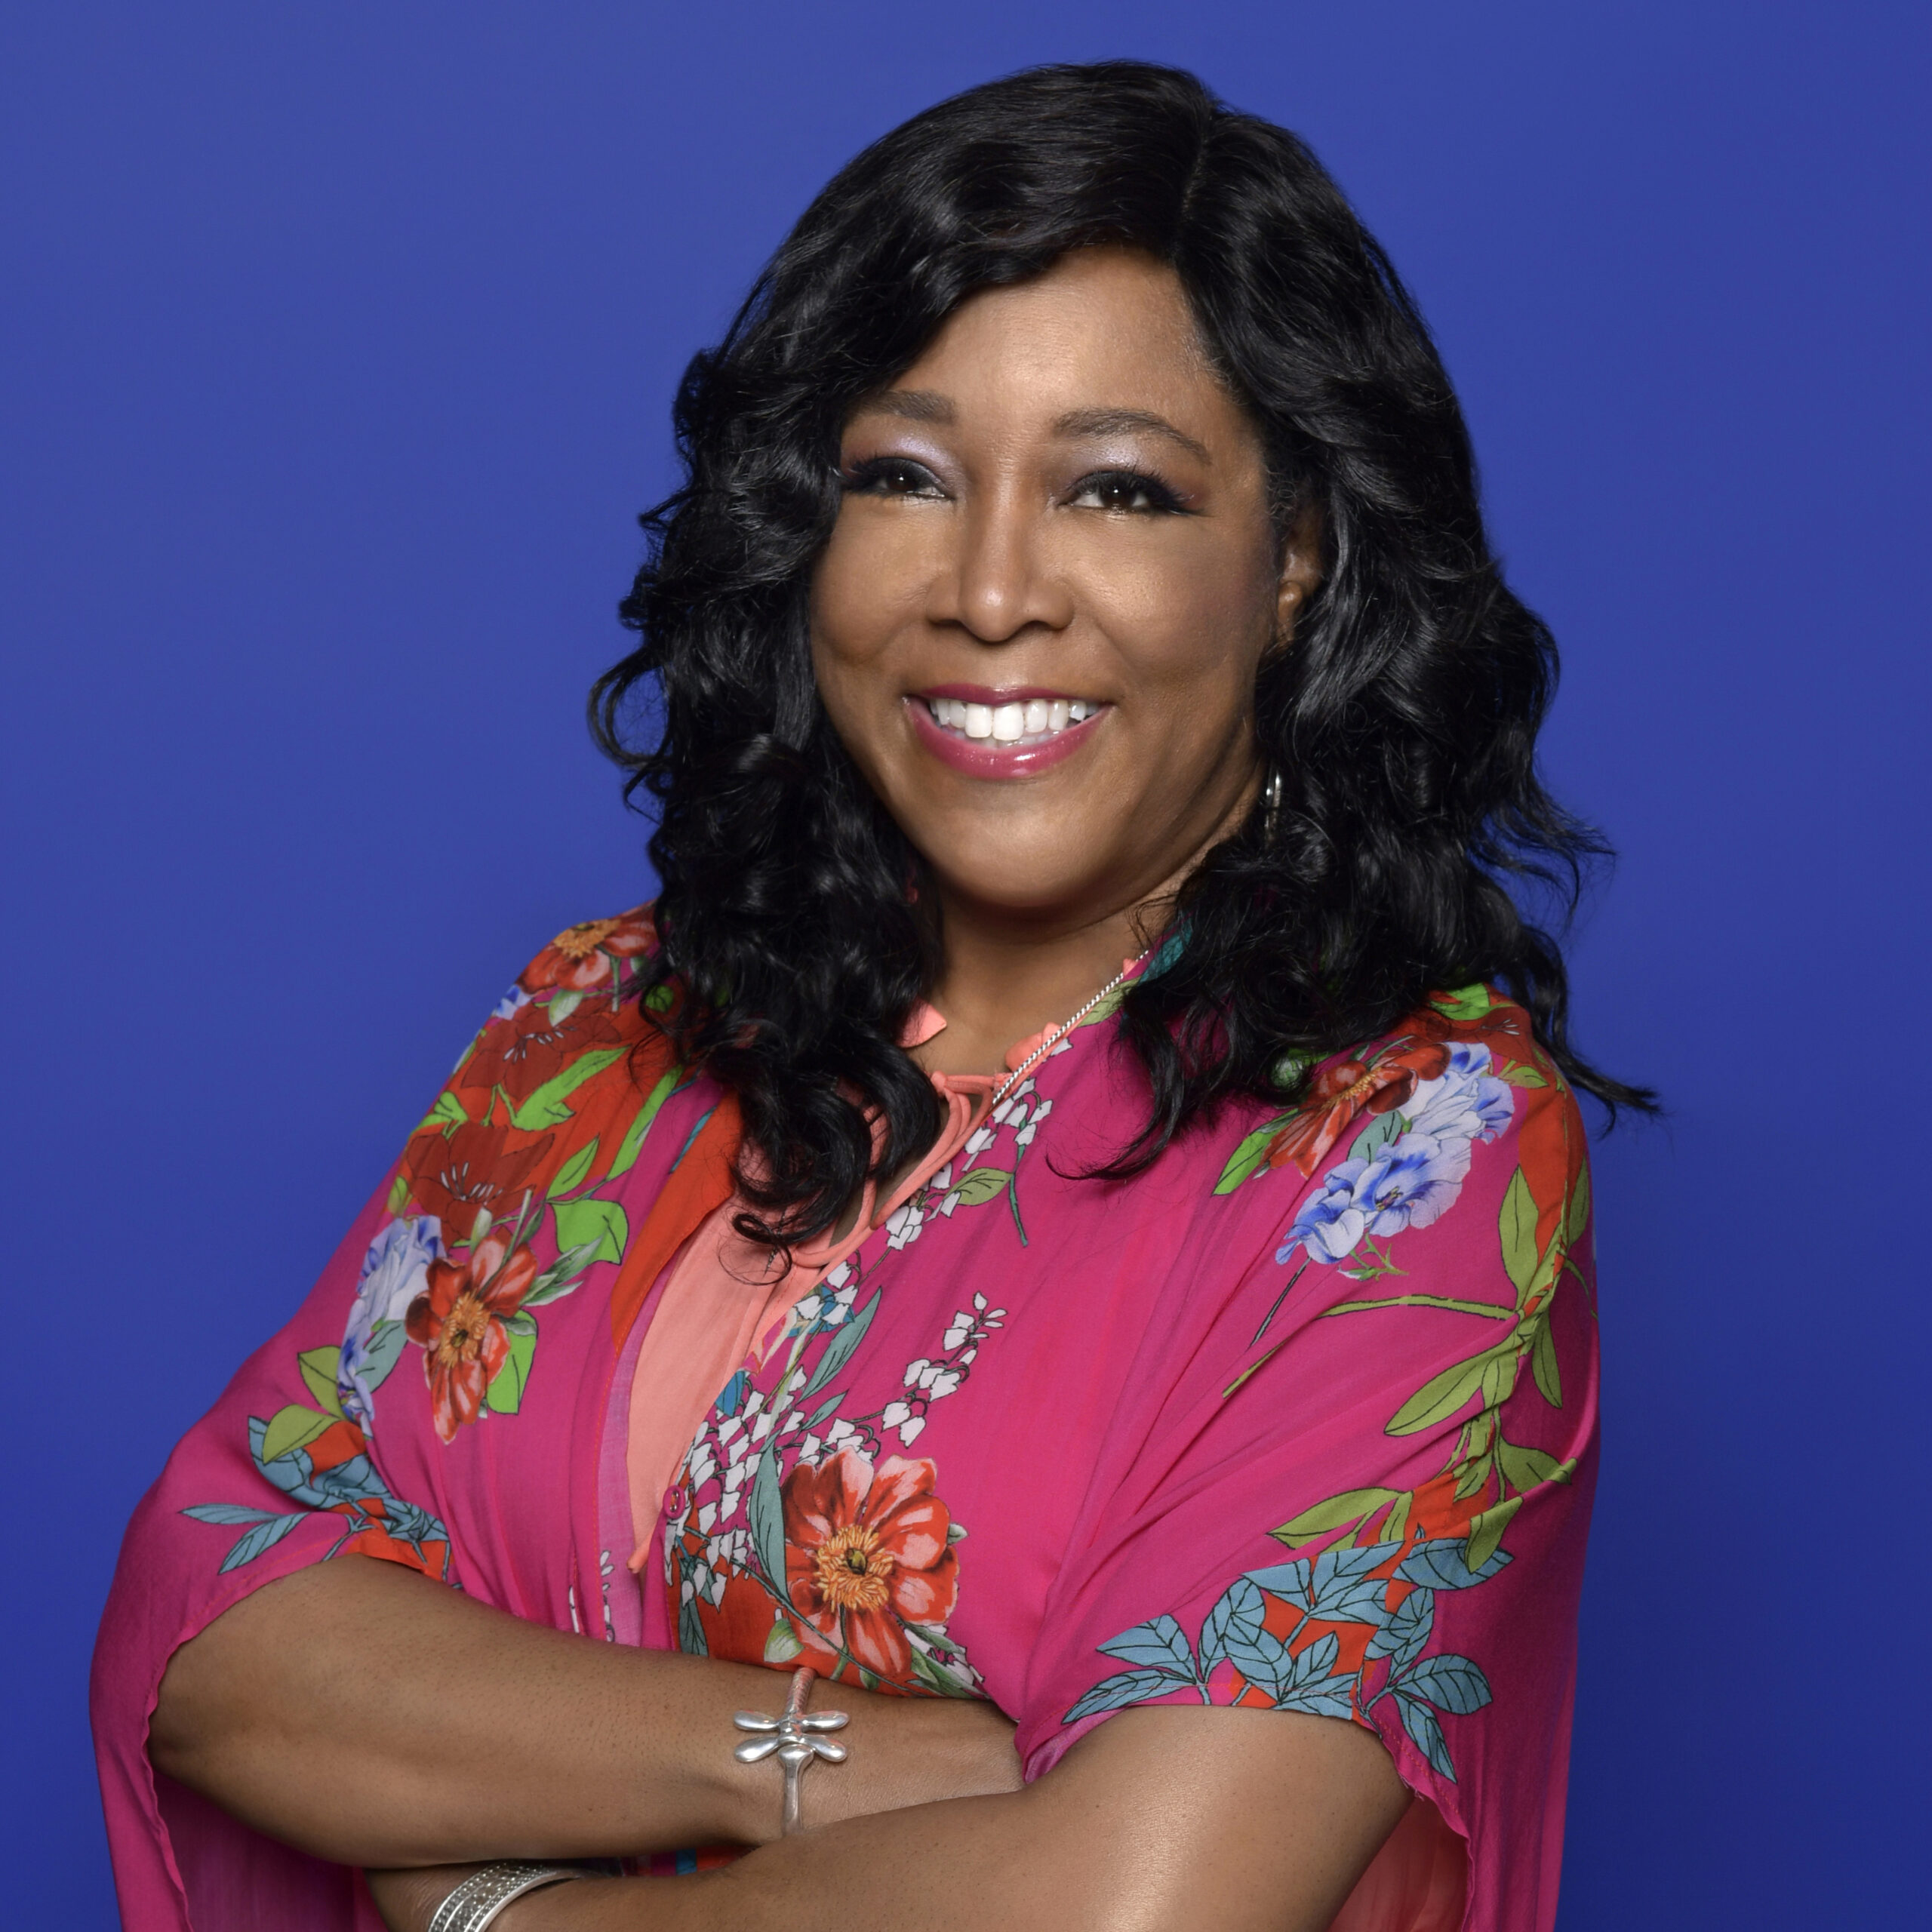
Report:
1262,765,1283,845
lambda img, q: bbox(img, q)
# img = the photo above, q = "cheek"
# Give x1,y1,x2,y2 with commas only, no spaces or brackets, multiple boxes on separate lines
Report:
1080,537,1278,699
811,513,932,673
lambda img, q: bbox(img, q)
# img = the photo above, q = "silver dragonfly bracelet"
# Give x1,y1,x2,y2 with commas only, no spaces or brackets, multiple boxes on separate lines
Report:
731,1664,851,1835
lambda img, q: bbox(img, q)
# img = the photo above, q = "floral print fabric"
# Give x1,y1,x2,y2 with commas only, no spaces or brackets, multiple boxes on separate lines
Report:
93,915,1597,1932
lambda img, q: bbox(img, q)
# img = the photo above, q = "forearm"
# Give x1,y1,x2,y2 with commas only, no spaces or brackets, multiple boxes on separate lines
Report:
150,1554,1018,1868
374,1707,1410,1932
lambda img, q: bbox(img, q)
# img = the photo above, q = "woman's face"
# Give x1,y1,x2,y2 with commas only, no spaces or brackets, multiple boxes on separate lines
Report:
811,246,1315,936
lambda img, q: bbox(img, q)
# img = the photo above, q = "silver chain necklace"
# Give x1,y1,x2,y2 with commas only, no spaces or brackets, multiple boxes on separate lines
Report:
986,948,1151,1111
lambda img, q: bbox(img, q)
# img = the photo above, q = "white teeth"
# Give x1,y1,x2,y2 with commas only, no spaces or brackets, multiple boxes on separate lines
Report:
923,695,1101,745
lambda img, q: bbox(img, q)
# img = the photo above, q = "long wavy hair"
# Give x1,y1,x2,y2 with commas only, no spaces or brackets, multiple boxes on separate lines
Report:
591,60,1651,1246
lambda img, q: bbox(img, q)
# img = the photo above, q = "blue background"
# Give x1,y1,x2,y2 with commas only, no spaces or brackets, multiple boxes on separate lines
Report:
4,4,1925,1924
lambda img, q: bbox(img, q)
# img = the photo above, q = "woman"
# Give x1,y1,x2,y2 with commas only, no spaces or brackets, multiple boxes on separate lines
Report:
94,61,1643,1932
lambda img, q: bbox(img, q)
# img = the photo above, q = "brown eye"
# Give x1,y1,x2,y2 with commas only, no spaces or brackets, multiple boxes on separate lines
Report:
844,457,943,497
1067,469,1184,514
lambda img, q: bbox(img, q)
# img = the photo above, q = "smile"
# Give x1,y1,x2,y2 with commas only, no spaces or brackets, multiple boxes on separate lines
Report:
921,694,1100,746
906,686,1109,778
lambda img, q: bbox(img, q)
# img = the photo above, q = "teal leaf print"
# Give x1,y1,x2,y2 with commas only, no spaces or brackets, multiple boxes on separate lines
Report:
1399,1653,1493,1718
1097,1615,1197,1677
213,1512,307,1571
1223,1617,1293,1694
1347,1111,1405,1164
748,1447,790,1606
1066,1667,1192,1721
1397,1690,1457,1780
1397,1539,1512,1591
1367,1585,1435,1669
1272,1633,1355,1718
1250,1541,1399,1624
798,1291,881,1400
1198,1576,1266,1672
1069,1531,1512,1786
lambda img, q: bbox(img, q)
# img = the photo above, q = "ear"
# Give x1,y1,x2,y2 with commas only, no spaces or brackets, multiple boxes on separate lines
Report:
1271,500,1326,651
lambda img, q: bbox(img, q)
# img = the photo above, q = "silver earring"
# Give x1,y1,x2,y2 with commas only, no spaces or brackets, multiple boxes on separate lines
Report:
1263,765,1283,844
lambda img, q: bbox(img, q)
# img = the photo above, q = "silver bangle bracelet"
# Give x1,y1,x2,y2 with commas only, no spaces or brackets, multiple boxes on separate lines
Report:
424,1862,590,1932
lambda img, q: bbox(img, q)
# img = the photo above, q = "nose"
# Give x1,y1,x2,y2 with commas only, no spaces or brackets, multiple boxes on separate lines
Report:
926,485,1075,644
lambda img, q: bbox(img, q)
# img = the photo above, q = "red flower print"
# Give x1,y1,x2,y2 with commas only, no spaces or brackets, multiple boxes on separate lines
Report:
782,1450,958,1681
400,1119,554,1243
518,909,655,995
1266,1037,1451,1177
405,1231,537,1442
463,995,626,1096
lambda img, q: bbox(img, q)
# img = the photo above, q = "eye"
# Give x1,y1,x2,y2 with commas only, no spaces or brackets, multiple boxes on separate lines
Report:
1066,469,1186,515
842,456,945,498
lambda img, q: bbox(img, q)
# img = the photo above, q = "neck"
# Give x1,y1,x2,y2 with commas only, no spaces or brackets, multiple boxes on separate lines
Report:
912,778,1257,1078
911,902,1153,1080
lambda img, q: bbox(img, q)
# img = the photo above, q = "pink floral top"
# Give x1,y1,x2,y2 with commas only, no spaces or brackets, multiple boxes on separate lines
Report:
93,909,1598,1930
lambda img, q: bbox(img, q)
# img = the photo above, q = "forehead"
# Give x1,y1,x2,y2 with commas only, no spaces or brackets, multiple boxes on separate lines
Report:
859,247,1249,445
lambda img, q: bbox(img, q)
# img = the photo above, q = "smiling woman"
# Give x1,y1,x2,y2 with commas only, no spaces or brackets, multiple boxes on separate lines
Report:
94,60,1641,1932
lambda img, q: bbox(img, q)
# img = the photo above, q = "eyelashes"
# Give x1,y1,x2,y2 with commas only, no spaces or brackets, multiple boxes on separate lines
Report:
1064,469,1187,515
839,457,1191,515
841,456,944,498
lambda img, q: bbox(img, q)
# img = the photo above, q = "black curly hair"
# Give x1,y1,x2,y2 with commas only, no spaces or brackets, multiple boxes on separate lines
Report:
590,59,1651,1247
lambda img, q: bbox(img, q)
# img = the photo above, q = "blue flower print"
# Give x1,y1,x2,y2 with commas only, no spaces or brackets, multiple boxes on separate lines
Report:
1405,1041,1513,1147
337,1214,441,1426
1279,1132,1475,1265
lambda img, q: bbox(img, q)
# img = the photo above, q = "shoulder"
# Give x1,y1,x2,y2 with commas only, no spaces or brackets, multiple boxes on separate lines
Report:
512,904,660,999
1204,984,1586,1235
395,906,681,1244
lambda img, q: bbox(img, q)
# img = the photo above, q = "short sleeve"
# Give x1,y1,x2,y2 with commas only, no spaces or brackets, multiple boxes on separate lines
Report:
1016,1027,1597,1932
89,907,666,1930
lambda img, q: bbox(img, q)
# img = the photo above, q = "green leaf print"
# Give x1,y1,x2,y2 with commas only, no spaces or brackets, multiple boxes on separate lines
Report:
1270,1487,1403,1549
258,1404,338,1465
946,1166,1011,1207
297,1347,346,1418
1386,1346,1501,1435
417,1091,468,1135
606,1068,681,1180
485,1321,537,1414
1498,1168,1539,1298
1531,1315,1563,1406
1215,1118,1287,1194
1564,1161,1592,1248
1463,1494,1523,1571
507,1048,627,1131
546,1138,600,1199
552,1196,628,1267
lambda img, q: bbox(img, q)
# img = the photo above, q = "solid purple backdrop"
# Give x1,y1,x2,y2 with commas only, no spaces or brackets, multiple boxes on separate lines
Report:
3,5,1925,1924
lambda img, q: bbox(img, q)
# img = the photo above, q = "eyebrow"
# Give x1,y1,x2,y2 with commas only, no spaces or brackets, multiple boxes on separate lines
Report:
1054,408,1211,465
853,392,1212,465
859,389,955,424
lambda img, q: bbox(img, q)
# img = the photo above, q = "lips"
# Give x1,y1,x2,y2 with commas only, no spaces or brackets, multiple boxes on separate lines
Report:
906,688,1108,777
